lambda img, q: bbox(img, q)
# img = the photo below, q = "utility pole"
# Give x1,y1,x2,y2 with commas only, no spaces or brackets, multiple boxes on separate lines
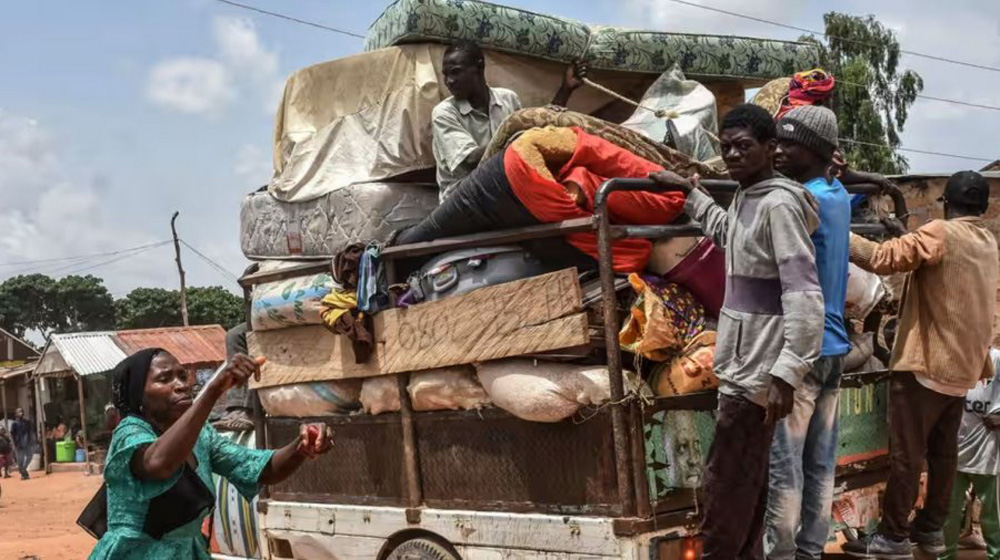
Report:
171,211,189,326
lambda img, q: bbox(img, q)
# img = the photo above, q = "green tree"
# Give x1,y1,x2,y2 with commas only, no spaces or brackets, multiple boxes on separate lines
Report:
805,13,924,174
187,286,244,330
54,275,116,332
115,286,243,330
114,288,181,329
0,274,115,336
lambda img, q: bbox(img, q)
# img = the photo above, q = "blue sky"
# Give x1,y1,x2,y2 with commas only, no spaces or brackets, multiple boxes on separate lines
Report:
0,0,997,298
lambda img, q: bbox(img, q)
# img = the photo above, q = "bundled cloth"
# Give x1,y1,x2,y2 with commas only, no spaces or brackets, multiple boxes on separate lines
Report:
359,368,491,415
396,126,686,273
475,358,647,423
618,274,719,397
258,380,363,416
776,68,836,119
321,242,377,364
647,236,725,317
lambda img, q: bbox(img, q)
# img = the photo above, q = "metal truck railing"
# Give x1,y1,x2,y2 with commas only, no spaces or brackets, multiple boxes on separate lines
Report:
238,178,890,527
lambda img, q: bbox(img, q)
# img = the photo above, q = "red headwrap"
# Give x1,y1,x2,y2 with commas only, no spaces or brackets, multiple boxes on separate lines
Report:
775,68,835,119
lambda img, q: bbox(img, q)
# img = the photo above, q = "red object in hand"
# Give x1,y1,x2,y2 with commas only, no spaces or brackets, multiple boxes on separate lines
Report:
255,356,267,366
306,425,320,446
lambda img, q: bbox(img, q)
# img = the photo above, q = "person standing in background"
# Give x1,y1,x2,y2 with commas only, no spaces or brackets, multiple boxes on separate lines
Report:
10,407,36,480
765,105,851,560
939,347,1000,560
844,171,999,559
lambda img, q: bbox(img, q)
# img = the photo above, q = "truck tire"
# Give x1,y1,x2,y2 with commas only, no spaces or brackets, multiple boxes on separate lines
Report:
387,538,460,560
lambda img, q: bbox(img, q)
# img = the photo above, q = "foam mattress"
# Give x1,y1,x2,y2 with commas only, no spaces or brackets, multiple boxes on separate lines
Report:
365,0,819,81
240,181,439,260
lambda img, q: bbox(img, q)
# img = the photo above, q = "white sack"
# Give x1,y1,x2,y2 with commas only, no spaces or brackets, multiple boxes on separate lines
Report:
408,366,490,412
360,375,401,415
259,379,362,417
476,359,635,423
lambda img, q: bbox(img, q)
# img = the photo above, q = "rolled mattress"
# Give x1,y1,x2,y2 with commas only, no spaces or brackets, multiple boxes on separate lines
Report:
241,182,439,260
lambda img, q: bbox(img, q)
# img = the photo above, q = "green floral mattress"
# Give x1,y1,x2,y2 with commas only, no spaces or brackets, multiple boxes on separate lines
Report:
364,0,819,80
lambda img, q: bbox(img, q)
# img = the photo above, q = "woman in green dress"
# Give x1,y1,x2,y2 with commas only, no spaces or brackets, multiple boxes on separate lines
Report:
88,347,332,559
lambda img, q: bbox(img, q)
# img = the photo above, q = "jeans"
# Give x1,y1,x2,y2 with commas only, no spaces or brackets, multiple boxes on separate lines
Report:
15,445,33,478
764,355,844,560
879,371,964,539
701,394,777,559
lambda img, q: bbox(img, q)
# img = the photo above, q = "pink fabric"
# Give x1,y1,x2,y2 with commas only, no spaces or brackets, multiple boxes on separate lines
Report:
662,237,725,317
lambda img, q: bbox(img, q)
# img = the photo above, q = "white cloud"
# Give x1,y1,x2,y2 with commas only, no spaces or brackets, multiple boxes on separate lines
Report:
0,110,167,294
146,16,281,117
214,17,278,80
146,57,234,115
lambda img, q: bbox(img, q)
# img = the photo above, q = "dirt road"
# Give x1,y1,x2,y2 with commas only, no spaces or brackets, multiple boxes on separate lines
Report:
0,471,102,560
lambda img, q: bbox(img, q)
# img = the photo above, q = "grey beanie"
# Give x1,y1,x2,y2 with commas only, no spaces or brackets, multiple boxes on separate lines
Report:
776,105,838,159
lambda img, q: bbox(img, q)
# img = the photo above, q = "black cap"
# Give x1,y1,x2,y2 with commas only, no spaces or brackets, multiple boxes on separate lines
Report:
938,170,989,211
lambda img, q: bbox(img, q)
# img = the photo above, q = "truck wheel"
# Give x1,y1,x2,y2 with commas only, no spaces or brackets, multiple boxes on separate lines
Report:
387,538,460,560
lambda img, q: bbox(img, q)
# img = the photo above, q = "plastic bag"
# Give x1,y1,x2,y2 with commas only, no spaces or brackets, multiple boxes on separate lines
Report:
475,359,642,423
620,65,720,161
845,264,886,320
619,274,707,361
844,332,875,372
408,367,490,412
258,379,362,417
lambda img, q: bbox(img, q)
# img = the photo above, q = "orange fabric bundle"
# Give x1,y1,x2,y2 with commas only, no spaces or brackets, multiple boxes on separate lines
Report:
503,127,686,273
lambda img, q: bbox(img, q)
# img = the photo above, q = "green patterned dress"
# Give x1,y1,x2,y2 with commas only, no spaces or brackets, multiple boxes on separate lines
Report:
89,416,274,560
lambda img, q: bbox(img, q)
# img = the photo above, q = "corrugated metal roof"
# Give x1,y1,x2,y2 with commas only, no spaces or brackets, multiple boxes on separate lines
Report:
116,325,226,367
0,361,37,381
42,332,127,377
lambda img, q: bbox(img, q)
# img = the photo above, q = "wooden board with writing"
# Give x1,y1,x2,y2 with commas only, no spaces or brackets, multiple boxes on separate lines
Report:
247,325,381,389
375,268,588,374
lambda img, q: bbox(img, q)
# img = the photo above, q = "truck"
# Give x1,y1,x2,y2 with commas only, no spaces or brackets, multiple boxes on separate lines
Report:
230,177,895,560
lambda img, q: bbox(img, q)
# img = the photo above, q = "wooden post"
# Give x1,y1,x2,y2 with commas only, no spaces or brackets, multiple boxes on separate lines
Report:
76,375,90,475
1,379,7,425
171,211,189,326
37,376,49,474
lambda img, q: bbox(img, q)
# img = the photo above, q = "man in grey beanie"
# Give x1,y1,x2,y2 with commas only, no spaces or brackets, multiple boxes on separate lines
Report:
765,105,853,560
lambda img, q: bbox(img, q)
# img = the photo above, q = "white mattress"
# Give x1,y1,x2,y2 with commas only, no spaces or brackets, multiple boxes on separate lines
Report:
240,181,439,260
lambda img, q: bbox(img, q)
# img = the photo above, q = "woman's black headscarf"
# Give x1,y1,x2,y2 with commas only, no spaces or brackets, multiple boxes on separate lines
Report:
111,347,165,419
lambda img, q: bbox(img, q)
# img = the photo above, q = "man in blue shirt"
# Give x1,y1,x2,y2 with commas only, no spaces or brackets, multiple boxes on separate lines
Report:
765,105,852,560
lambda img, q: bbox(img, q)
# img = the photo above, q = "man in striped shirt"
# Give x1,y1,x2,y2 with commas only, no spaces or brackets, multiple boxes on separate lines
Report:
844,171,999,559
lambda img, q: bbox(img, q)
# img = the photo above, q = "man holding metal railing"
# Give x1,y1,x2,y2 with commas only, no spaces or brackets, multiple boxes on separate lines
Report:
650,103,825,559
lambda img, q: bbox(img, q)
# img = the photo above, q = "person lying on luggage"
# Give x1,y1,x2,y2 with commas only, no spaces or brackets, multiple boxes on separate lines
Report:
87,349,333,560
432,40,586,201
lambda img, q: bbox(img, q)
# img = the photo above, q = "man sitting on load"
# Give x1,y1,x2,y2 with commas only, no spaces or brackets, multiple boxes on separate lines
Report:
432,40,586,201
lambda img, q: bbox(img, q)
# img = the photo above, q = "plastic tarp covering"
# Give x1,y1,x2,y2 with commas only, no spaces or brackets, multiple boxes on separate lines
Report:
270,44,675,203
621,66,720,162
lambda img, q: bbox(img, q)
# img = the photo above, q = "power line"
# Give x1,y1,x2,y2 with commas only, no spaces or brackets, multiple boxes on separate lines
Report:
664,0,1000,74
179,240,240,284
0,241,172,268
208,0,996,162
840,138,993,163
51,243,170,277
211,0,365,39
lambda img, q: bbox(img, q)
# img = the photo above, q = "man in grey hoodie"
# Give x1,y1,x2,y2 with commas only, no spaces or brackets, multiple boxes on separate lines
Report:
651,103,825,559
